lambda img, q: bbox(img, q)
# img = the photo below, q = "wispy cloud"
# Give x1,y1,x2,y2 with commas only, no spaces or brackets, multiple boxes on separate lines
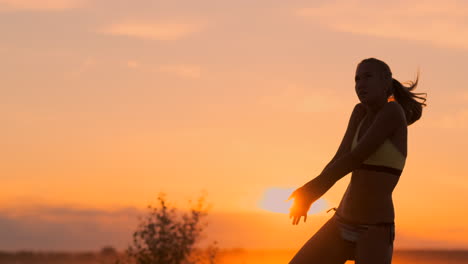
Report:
0,205,140,251
98,20,205,41
295,0,468,49
156,64,202,79
126,60,139,69
123,60,201,78
428,91,468,129
258,84,341,113
69,56,97,78
436,108,468,129
0,0,84,11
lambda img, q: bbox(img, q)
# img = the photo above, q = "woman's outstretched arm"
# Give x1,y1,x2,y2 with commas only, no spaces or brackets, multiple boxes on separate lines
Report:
289,103,364,224
320,103,365,173
304,101,406,194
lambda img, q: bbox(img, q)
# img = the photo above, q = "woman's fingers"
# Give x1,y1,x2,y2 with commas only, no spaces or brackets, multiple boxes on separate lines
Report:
292,215,300,225
290,210,308,225
295,215,304,225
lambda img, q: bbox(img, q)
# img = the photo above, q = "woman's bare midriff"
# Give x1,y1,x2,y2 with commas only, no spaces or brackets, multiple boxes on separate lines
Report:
336,168,400,224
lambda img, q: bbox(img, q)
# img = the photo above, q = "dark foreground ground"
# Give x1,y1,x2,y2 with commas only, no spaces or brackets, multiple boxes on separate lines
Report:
0,249,468,264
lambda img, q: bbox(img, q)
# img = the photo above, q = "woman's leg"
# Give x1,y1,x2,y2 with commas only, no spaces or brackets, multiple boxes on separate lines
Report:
289,216,355,264
355,225,394,264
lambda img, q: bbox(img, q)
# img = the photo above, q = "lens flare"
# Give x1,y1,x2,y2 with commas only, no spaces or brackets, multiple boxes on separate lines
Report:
258,187,330,214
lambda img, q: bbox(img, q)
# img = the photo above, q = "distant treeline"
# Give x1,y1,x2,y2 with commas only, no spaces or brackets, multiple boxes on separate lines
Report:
0,246,120,264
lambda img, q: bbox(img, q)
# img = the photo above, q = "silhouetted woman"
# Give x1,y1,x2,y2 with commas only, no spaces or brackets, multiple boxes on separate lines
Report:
288,58,427,264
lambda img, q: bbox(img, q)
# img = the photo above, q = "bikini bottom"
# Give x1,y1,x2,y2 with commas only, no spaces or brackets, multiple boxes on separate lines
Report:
333,211,395,244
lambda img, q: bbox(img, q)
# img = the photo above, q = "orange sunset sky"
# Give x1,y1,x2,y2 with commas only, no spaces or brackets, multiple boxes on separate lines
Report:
2,0,468,252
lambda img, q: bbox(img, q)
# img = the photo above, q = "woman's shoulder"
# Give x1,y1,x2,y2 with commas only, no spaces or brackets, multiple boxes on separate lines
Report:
383,101,406,118
353,101,404,124
375,101,407,128
352,102,367,119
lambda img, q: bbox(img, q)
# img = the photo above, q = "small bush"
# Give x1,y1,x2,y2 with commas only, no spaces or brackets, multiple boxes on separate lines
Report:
117,193,218,264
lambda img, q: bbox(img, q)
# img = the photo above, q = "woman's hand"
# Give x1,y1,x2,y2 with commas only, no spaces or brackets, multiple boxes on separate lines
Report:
287,186,316,225
288,178,326,225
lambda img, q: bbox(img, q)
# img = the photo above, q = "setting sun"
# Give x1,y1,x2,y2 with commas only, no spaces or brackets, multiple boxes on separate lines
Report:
258,187,330,214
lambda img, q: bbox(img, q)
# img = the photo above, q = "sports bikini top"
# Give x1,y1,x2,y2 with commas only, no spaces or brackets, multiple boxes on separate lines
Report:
351,117,406,175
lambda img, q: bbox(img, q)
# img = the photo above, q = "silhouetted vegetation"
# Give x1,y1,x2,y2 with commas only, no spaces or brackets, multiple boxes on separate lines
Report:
100,246,118,256
116,193,218,264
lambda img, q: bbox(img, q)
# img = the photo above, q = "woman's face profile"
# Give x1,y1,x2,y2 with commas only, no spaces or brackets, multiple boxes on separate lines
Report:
354,62,388,105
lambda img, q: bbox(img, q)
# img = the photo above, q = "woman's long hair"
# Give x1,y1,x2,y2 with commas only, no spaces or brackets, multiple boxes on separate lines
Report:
359,58,427,125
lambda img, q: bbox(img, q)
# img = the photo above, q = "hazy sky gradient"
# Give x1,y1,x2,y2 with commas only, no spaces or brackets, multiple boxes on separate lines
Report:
2,0,468,250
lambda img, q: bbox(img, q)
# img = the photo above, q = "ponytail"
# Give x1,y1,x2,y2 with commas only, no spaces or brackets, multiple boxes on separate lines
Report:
391,73,427,125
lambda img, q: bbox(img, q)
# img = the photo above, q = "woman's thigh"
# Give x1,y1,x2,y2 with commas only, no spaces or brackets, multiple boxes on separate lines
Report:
289,217,355,264
355,225,394,264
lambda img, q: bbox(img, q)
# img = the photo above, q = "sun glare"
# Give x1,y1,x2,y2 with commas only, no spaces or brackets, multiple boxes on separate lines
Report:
258,187,330,214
